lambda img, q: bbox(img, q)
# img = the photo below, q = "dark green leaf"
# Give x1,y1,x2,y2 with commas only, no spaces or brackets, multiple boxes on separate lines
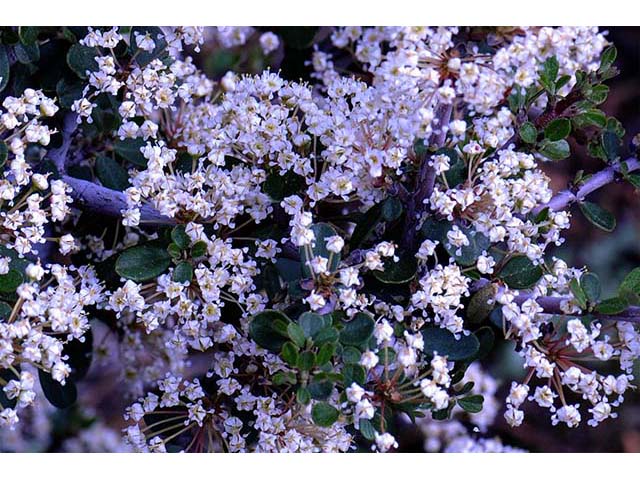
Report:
115,245,172,282
359,418,377,441
298,312,331,339
311,402,339,427
519,122,538,144
249,310,291,351
287,323,306,348
596,297,628,315
296,386,311,405
499,255,543,289
422,327,480,361
38,369,77,409
381,196,403,222
308,379,333,400
339,313,374,346
569,278,588,310
67,43,98,79
0,270,23,293
14,42,40,64
466,284,496,324
114,138,147,167
373,252,417,284
170,225,190,250
280,341,299,366
599,45,617,73
580,272,601,303
457,394,484,414
172,261,193,284
538,139,570,160
601,130,620,161
544,118,571,141
95,156,129,191
316,343,336,365
444,226,490,267
0,45,10,92
18,27,39,45
579,201,616,232
0,367,19,408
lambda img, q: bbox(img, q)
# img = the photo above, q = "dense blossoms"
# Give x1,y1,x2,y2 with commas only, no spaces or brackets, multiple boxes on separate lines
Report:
1,26,639,453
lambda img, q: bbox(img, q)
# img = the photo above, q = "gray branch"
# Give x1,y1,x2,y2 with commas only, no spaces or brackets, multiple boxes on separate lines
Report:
62,175,175,225
46,112,173,225
534,157,640,214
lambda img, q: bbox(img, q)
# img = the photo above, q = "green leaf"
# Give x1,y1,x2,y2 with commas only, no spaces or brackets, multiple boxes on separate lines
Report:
539,56,559,93
573,109,607,129
339,313,374,346
38,369,77,409
300,223,341,278
359,418,377,440
115,245,172,282
538,139,570,160
64,328,94,382
277,27,318,49
0,45,10,92
569,278,588,310
342,346,361,364
599,45,617,73
297,386,311,405
95,156,129,191
457,394,484,414
544,118,571,141
308,379,333,400
263,170,305,201
422,327,480,361
619,268,640,297
18,27,39,45
342,364,366,387
311,402,339,427
191,241,207,258
373,252,417,284
596,297,628,315
287,323,306,348
579,201,616,232
586,85,609,105
170,225,190,250
0,270,24,293
298,312,331,339
298,351,316,371
316,343,336,366
114,138,147,167
67,43,98,79
473,326,495,361
14,42,40,64
172,261,193,284
0,141,8,168
249,310,291,352
519,122,538,144
601,130,620,162
381,196,403,222
499,255,543,289
580,272,601,303
466,284,497,324
56,77,84,109
280,341,299,366
313,326,339,345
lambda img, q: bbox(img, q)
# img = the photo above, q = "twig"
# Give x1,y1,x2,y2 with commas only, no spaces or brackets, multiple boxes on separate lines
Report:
48,112,78,174
62,175,175,225
534,157,640,214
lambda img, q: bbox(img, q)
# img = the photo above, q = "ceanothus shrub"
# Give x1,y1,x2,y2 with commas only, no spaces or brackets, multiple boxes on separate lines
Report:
0,26,639,452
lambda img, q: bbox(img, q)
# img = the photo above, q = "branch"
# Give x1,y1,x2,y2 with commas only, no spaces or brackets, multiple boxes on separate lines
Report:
513,292,640,325
48,112,78,174
402,103,453,249
534,157,640,214
62,175,175,225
